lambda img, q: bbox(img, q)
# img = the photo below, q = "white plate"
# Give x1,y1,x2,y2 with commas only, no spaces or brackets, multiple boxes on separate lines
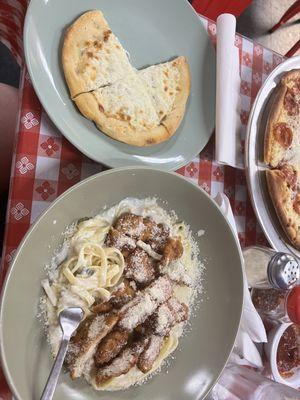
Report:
246,55,300,257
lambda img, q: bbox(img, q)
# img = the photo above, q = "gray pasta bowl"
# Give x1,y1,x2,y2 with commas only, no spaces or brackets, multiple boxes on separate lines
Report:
0,167,243,400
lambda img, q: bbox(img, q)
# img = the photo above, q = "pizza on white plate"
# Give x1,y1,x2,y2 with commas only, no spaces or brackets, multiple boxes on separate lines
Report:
264,69,300,248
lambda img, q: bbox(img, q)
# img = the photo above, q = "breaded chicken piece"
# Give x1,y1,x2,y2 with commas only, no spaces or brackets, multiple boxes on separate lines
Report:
95,338,148,384
136,298,188,373
125,248,156,285
118,276,173,331
114,213,145,239
140,218,159,241
94,330,130,366
91,302,113,314
137,335,164,373
161,237,183,265
110,280,136,308
105,227,136,256
147,223,170,253
144,296,188,336
91,279,136,314
66,313,118,379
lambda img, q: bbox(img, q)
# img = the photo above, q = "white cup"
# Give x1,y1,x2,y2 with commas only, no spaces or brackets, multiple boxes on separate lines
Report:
264,322,300,389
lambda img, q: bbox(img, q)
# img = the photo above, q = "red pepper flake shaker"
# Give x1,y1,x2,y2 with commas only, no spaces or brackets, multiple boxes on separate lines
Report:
252,286,300,324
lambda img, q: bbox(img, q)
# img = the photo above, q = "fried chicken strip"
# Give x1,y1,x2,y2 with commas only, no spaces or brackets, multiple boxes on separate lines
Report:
66,313,118,379
94,330,130,366
145,297,189,336
118,275,173,331
91,302,113,314
136,297,188,373
91,279,136,314
95,338,148,384
137,335,164,373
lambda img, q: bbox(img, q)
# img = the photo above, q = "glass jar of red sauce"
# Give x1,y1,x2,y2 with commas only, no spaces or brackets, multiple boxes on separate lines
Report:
277,324,300,378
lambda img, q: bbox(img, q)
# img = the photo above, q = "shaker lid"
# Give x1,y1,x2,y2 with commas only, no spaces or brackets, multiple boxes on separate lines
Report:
287,286,300,324
268,253,300,290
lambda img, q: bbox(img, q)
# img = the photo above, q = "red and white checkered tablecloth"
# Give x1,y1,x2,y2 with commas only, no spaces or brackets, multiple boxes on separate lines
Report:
1,20,286,280
0,2,288,399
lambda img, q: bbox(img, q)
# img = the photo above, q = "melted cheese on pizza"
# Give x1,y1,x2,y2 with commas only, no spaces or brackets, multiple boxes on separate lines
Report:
138,61,180,120
89,61,182,131
77,32,134,92
266,72,300,168
63,10,190,145
93,72,160,130
278,97,300,169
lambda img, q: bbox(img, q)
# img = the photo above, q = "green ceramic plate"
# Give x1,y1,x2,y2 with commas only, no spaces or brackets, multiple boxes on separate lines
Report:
0,167,243,400
23,0,215,171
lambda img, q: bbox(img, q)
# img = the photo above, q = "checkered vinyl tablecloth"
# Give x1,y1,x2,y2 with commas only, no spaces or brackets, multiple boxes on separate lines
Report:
0,2,288,398
1,19,286,280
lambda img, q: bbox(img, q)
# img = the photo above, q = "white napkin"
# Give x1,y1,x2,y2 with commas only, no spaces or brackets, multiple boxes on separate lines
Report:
214,193,267,368
215,14,243,169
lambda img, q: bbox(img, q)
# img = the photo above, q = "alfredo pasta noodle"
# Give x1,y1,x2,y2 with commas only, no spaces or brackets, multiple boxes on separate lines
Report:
41,198,202,391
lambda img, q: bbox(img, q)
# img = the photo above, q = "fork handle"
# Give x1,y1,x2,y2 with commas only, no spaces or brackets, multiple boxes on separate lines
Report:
40,336,70,400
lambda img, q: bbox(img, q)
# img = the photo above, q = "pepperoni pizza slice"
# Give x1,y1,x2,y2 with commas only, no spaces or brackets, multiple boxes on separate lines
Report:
264,70,300,169
266,165,300,248
264,69,300,249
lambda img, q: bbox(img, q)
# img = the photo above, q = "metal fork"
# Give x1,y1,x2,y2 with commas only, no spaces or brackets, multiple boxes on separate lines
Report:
40,307,84,400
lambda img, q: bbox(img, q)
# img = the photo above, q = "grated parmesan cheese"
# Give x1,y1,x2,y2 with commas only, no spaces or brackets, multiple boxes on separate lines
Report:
136,240,162,260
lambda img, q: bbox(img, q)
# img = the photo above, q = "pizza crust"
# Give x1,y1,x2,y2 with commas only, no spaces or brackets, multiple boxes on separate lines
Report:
74,91,170,146
281,69,300,88
264,84,288,166
266,169,300,249
63,11,107,98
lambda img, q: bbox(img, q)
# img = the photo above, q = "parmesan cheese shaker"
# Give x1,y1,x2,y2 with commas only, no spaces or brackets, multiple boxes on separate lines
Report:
243,246,300,290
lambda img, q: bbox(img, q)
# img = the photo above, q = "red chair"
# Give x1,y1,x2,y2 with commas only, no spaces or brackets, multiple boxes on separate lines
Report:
191,0,253,20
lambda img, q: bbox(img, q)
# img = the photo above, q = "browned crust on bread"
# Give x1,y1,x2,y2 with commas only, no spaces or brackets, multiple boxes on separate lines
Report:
62,10,109,98
281,69,300,86
63,13,190,146
266,169,300,249
264,84,288,166
74,91,170,146
161,56,190,136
